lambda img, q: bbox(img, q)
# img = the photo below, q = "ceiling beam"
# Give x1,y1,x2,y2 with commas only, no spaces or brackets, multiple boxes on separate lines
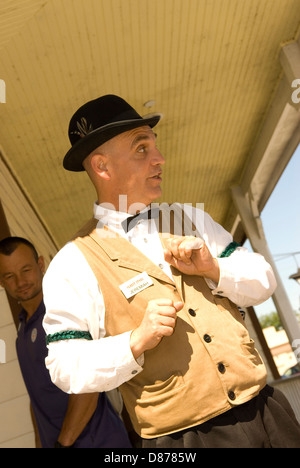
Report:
280,39,300,112
0,147,58,266
225,39,300,238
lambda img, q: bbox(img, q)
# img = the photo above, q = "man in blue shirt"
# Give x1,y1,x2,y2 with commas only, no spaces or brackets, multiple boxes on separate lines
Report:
0,236,131,448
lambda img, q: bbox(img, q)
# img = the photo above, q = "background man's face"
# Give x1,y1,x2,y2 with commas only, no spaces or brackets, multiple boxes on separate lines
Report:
0,244,44,303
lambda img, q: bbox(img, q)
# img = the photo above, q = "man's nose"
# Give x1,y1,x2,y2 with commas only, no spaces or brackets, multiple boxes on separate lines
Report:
16,274,27,288
152,148,165,165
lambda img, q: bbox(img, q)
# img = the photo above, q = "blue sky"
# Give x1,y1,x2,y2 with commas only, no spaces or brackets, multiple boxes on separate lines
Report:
246,144,300,318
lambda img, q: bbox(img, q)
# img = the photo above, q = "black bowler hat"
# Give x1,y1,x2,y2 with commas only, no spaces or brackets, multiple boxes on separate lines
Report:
63,94,161,172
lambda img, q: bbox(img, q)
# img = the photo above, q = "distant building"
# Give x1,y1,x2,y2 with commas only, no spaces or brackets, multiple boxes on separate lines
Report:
263,326,297,375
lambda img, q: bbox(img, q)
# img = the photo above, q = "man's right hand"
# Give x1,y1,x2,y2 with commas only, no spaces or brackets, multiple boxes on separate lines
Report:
130,298,184,360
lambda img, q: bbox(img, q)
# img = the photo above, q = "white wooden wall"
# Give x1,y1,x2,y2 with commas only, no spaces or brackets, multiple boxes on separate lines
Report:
0,288,35,448
0,147,58,448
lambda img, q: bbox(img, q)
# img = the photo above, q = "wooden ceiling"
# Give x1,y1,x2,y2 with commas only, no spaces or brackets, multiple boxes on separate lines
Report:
0,0,299,248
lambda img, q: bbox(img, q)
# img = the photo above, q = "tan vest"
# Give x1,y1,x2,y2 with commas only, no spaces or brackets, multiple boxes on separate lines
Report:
73,210,267,439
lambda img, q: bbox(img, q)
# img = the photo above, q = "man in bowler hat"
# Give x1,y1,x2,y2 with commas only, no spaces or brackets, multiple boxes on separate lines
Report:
43,94,300,448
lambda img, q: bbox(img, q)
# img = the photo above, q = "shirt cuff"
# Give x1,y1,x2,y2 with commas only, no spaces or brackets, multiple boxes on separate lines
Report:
210,257,234,296
120,331,144,380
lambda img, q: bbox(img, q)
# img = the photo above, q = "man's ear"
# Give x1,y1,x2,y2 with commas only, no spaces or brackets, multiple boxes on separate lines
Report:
90,154,110,180
38,256,45,274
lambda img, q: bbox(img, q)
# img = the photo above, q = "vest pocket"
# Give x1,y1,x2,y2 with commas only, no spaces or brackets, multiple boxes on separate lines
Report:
137,371,185,405
241,339,264,366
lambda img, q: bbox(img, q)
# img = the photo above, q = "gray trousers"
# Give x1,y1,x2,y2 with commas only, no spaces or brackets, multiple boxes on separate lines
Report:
142,385,300,448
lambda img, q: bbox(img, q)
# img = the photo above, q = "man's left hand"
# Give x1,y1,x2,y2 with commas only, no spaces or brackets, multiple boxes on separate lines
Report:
163,236,220,284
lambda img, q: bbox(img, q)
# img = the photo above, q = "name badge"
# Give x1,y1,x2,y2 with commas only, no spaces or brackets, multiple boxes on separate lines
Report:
119,272,153,299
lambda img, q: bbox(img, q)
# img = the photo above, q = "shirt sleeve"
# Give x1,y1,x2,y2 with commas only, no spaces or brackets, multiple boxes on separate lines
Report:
42,242,143,394
182,204,277,307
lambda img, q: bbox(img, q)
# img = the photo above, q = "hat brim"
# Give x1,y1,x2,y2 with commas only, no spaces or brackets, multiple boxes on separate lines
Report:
63,114,161,172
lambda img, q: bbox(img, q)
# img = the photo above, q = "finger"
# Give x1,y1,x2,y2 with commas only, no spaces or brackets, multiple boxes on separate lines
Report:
174,301,184,312
178,242,193,264
178,237,205,263
163,248,173,264
157,324,176,337
164,237,181,258
158,302,183,317
147,299,177,319
147,298,172,313
159,316,177,329
153,298,173,307
184,237,204,250
166,237,200,264
155,306,177,317
163,251,184,270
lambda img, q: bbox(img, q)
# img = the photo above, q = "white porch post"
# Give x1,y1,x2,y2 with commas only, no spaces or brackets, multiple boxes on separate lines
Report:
231,185,300,347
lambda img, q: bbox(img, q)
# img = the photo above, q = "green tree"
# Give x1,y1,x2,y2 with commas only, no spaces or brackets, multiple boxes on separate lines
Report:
259,311,282,330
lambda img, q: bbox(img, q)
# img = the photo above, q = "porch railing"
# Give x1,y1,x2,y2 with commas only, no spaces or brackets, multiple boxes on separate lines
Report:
271,374,300,423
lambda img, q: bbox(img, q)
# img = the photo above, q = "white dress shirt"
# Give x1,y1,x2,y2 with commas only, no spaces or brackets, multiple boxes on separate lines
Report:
43,203,276,394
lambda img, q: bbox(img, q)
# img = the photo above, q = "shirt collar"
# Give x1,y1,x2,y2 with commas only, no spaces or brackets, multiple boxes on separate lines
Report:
19,300,45,325
93,202,151,233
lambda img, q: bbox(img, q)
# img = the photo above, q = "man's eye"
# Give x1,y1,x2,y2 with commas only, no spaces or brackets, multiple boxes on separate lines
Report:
137,146,146,153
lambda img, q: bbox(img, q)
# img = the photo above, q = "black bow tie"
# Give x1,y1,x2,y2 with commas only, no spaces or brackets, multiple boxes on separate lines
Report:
121,208,159,233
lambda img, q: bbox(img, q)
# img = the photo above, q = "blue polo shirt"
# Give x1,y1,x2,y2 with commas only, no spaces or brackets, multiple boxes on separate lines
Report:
16,301,131,448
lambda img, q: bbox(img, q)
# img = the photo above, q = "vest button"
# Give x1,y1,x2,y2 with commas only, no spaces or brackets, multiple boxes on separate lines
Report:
188,308,196,317
218,363,226,374
203,334,212,343
131,370,138,375
228,391,236,401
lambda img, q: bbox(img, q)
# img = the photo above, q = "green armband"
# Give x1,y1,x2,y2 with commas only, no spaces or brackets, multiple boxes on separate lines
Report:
46,330,93,345
218,241,240,258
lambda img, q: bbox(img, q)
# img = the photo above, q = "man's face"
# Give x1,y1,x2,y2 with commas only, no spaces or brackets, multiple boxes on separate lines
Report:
101,126,165,209
0,244,44,303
